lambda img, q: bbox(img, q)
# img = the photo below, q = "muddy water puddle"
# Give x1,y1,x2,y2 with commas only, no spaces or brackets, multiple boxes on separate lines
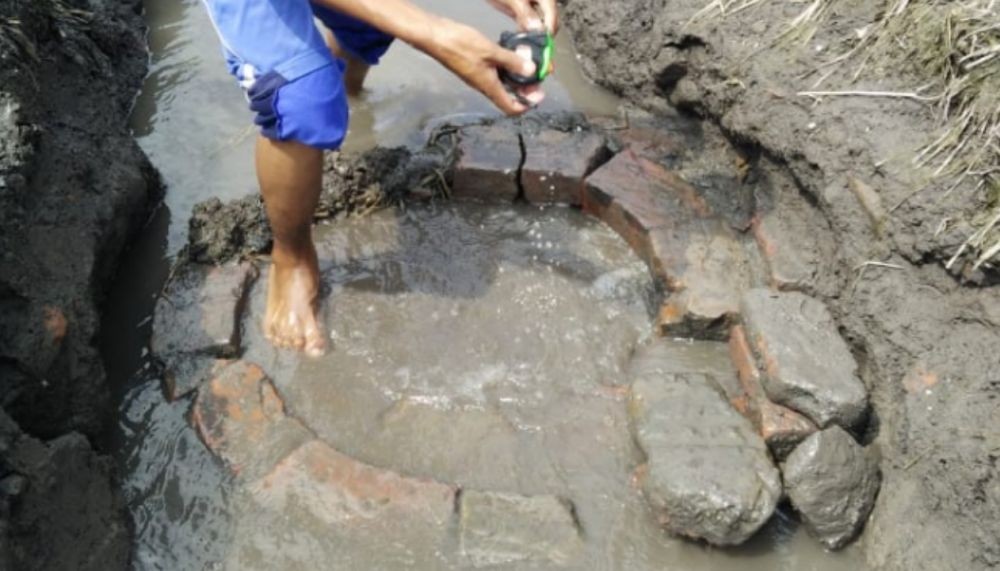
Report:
112,1,863,569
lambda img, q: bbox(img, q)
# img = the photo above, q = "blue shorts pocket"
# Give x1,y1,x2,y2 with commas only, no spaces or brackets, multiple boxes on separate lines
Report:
246,70,289,140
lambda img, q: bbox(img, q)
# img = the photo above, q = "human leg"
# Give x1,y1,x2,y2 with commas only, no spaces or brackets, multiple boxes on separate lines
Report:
255,135,326,356
312,4,395,95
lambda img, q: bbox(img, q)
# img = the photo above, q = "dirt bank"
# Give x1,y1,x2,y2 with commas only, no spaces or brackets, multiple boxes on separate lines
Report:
0,0,159,568
562,1,999,568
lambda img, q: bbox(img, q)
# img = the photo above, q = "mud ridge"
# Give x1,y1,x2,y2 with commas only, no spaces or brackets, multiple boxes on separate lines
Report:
0,0,160,569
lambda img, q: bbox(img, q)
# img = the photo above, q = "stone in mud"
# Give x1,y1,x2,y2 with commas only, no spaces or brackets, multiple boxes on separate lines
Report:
740,289,868,429
624,338,741,395
452,123,522,202
152,261,259,399
193,360,312,482
0,410,128,571
628,372,781,545
458,491,583,567
729,325,816,459
521,128,609,204
783,426,880,549
251,440,456,527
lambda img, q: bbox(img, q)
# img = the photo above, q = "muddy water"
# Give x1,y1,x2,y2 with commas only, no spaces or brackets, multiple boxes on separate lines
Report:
110,1,863,569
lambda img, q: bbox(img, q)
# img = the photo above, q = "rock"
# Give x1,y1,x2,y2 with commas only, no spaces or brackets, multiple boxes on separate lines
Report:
193,360,312,482
458,491,583,567
624,337,741,396
584,150,752,338
452,123,522,202
521,128,609,204
251,440,456,528
0,411,129,571
152,261,259,399
628,372,781,545
740,289,869,429
728,325,816,459
783,426,881,549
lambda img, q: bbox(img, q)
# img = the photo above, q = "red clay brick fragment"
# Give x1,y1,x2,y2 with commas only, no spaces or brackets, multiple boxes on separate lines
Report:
251,440,457,526
193,360,312,480
728,325,816,458
521,129,609,204
452,124,521,202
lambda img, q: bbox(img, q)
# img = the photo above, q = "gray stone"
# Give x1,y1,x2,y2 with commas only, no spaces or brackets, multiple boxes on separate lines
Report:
783,426,881,549
740,289,868,429
0,411,129,571
151,261,259,399
628,372,781,545
459,491,583,567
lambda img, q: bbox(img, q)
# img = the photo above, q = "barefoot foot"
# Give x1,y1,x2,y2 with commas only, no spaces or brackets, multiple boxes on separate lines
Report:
263,246,327,358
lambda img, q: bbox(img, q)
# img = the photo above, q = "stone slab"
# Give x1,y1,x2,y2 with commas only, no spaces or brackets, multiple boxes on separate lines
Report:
521,128,609,204
783,426,881,549
152,261,258,399
628,372,781,545
458,491,583,567
728,325,816,459
192,360,312,482
452,124,521,202
740,289,869,429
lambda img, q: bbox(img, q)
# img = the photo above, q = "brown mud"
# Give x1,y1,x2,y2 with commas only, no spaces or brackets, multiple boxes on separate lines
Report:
561,1,1000,569
0,0,160,569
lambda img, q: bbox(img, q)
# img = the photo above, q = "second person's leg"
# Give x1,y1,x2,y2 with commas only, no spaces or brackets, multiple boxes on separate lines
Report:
312,4,395,96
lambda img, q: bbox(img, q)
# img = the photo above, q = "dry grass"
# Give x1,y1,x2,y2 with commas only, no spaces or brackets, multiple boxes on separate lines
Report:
699,0,1000,271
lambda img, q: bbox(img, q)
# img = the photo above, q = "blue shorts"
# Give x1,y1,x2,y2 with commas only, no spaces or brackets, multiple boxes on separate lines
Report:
204,1,394,149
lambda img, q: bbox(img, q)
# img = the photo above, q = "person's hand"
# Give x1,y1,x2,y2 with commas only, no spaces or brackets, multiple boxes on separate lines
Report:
486,0,559,34
425,19,544,115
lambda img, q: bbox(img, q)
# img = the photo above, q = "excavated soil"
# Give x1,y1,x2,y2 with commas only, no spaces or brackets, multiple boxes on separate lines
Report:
562,1,1000,569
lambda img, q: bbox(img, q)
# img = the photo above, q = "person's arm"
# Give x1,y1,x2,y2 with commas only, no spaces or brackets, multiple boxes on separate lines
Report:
312,0,538,115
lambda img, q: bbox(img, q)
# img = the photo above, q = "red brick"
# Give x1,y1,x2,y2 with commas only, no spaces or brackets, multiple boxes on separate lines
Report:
452,124,521,202
521,129,609,205
585,150,752,338
251,440,456,526
584,150,711,262
728,326,816,458
193,361,312,480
